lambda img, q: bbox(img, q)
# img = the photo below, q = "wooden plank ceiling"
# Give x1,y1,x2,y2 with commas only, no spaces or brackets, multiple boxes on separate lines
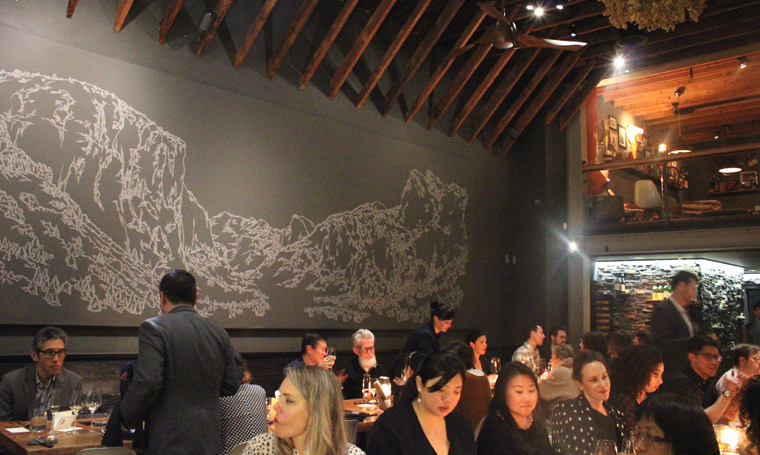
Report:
74,0,760,154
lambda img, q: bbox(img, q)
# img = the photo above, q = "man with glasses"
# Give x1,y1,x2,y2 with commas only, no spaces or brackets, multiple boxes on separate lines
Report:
659,335,740,423
339,329,386,399
0,326,83,420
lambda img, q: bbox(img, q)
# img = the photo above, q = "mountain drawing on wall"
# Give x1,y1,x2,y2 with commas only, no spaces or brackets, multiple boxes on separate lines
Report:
0,70,468,324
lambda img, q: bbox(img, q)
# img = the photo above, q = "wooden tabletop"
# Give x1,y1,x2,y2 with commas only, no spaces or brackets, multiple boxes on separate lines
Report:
343,399,383,433
0,420,132,455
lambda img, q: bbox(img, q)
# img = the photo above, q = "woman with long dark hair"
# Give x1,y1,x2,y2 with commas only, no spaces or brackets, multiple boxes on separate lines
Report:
477,362,552,455
634,393,719,455
367,351,475,455
608,344,664,430
465,329,489,374
391,302,455,378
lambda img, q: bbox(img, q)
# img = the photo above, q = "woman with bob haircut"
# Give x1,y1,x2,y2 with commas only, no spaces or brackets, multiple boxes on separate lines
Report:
633,393,719,455
242,365,364,455
477,362,552,455
367,351,475,455
552,350,627,455
608,344,664,430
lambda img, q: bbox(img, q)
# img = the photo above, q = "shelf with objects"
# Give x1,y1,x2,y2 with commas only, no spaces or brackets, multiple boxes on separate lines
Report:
583,144,760,234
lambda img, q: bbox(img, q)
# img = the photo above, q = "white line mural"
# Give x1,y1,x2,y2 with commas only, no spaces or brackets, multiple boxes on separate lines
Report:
0,70,468,324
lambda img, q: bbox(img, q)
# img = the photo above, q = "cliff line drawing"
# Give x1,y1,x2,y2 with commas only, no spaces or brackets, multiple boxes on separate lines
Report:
0,69,468,323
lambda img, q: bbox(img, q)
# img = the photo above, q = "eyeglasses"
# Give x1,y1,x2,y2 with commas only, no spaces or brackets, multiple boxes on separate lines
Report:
357,346,375,353
698,352,722,362
37,349,67,359
632,431,670,447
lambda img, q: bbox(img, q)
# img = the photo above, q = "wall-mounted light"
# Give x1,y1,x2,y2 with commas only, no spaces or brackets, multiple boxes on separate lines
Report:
739,56,749,69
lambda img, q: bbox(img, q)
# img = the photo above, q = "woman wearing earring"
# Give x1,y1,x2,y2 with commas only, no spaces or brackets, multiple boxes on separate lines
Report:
367,351,475,455
241,365,364,455
391,302,455,378
552,350,628,455
466,330,489,374
477,362,552,455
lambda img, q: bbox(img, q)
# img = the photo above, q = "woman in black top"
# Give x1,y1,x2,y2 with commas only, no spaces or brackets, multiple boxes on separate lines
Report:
477,362,552,455
392,302,455,377
367,351,475,455
635,393,720,455
552,351,628,455
608,344,664,430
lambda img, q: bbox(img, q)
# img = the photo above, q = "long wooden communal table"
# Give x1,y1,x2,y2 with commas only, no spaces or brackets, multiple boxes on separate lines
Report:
0,420,133,455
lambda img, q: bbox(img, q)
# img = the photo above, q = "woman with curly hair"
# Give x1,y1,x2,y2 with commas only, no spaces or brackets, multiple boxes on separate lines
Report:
608,344,664,430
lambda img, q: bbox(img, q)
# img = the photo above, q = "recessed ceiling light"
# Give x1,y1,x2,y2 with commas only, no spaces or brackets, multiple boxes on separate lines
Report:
614,56,625,68
556,3,564,10
526,5,535,10
535,7,544,16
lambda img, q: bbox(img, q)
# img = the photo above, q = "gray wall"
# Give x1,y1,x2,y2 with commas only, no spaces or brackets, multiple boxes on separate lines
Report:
0,0,560,355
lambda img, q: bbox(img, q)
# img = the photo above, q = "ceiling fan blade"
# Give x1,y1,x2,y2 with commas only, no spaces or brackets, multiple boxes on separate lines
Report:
515,33,587,51
471,23,499,46
477,2,510,24
446,44,478,60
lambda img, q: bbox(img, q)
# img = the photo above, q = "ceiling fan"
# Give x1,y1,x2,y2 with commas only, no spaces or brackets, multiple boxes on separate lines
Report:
449,1,587,59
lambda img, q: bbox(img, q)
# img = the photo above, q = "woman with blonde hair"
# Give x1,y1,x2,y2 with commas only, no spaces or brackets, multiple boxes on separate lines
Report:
242,365,364,455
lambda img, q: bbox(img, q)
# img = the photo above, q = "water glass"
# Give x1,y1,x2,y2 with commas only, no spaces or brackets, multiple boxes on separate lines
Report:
361,374,372,404
594,439,618,455
30,406,48,433
490,357,501,375
620,437,635,455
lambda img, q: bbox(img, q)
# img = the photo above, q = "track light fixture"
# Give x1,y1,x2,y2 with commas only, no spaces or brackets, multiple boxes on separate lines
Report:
739,56,749,69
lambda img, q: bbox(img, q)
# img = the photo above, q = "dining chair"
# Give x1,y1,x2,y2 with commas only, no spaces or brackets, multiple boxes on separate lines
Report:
229,442,248,455
75,448,137,455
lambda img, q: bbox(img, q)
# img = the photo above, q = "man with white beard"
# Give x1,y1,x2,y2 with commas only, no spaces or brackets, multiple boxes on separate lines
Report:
339,329,387,399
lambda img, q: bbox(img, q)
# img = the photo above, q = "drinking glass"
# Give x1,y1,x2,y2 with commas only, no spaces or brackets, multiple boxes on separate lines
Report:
326,347,336,370
84,388,102,433
69,389,83,433
594,439,618,455
30,406,48,433
620,437,635,455
361,374,372,405
48,390,60,434
265,397,274,424
490,357,501,375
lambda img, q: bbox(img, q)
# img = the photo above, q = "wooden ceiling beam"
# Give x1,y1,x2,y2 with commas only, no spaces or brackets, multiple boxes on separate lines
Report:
485,50,562,149
641,97,760,125
234,0,278,69
300,0,359,89
381,0,467,116
528,1,606,32
158,0,185,45
448,48,517,136
267,0,321,79
545,57,596,125
468,48,542,143
428,43,491,129
405,9,487,123
114,0,136,32
606,75,760,107
559,66,608,130
67,0,79,18
329,0,397,99
502,50,584,153
356,0,432,108
195,0,235,57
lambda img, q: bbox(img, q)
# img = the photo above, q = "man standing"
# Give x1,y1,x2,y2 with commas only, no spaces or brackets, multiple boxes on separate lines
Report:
540,326,567,361
743,301,760,345
658,335,740,423
0,327,83,420
651,270,699,376
339,329,387,399
120,270,239,455
512,324,545,368
283,333,335,374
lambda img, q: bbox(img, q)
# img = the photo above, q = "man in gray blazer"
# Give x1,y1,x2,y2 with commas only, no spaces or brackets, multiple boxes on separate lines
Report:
0,326,83,421
651,270,699,378
120,270,239,455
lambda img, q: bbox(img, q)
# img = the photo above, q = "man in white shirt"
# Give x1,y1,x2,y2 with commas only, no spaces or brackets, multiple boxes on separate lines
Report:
512,324,545,368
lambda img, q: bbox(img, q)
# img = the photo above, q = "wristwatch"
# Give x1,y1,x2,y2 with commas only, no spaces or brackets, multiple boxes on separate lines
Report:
723,390,732,398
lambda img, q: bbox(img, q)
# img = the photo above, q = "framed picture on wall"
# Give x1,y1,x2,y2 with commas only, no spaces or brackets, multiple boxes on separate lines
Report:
609,116,618,130
608,128,618,152
618,126,627,149
740,170,758,188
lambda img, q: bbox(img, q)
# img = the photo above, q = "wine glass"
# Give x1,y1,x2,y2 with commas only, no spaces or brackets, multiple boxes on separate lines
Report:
326,347,336,370
68,389,84,433
490,357,501,375
620,437,635,455
265,397,274,425
594,439,618,455
84,388,102,433
48,390,60,433
361,374,372,405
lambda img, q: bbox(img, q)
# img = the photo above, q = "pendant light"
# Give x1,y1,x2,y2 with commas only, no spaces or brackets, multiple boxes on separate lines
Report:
669,88,692,154
719,156,742,174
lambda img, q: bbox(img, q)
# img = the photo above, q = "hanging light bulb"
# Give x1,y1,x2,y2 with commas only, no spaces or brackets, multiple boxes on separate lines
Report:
669,89,691,154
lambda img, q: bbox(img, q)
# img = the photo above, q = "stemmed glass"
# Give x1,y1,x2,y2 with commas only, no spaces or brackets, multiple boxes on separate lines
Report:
68,389,84,433
361,374,372,405
84,389,102,433
326,347,336,371
48,390,60,433
265,397,275,425
490,357,501,375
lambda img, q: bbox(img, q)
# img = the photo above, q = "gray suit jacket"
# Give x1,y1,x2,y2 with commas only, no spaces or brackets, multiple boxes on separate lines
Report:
120,305,239,455
0,364,83,421
651,297,693,377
